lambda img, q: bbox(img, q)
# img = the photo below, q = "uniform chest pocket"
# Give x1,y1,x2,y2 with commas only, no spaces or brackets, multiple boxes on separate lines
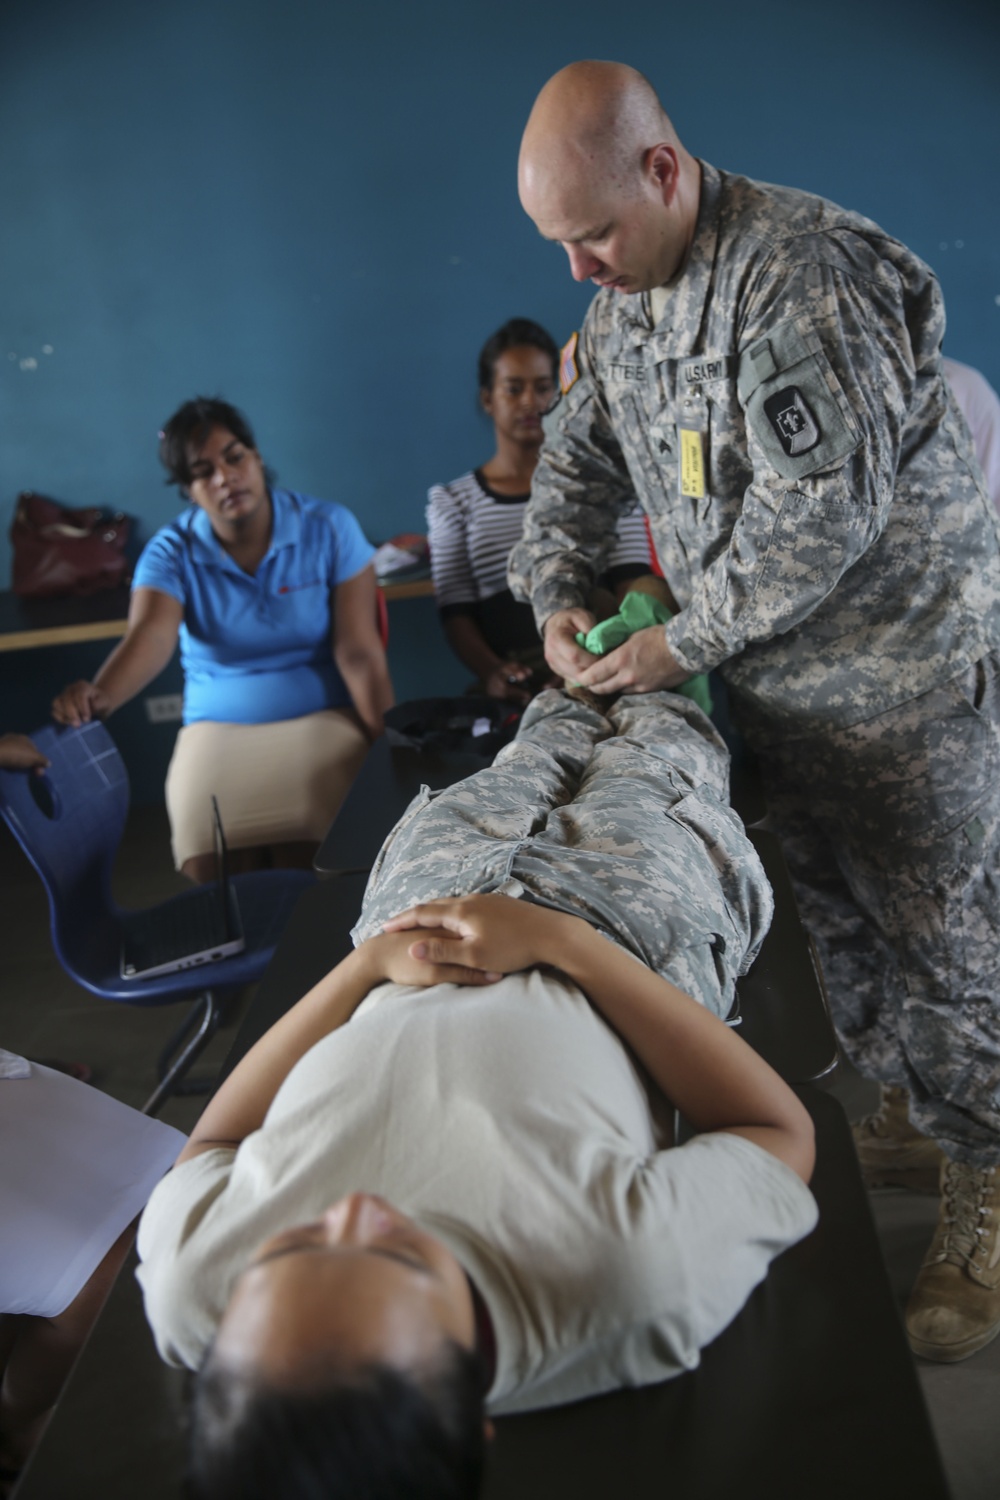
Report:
673,392,711,517
603,377,682,515
656,381,745,541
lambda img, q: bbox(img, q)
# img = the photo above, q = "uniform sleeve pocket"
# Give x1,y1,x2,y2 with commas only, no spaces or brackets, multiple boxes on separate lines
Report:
738,320,861,482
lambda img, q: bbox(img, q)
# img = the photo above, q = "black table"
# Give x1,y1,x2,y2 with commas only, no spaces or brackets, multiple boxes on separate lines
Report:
739,825,835,1084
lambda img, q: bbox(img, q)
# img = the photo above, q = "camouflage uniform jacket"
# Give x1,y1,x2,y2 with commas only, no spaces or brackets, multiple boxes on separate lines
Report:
509,161,1000,734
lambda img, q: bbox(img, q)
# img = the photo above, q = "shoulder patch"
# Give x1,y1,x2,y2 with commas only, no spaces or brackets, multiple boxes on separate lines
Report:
739,322,861,481
559,331,580,395
762,386,821,457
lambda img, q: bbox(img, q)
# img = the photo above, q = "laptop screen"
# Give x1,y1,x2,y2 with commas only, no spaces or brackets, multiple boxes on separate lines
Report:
211,794,235,938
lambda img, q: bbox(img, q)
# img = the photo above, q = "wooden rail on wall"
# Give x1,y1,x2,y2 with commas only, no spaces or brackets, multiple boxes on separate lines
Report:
0,579,435,653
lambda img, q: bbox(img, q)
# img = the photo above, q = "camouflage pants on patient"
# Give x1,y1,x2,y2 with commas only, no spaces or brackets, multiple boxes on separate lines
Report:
748,652,1000,1165
353,689,773,1022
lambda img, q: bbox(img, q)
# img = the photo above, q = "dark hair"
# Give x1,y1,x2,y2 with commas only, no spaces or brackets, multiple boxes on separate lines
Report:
158,397,263,490
187,1340,488,1500
477,318,559,393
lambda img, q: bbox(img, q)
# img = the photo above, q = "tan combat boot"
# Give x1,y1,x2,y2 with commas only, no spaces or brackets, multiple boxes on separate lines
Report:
852,1084,945,1192
906,1161,1000,1362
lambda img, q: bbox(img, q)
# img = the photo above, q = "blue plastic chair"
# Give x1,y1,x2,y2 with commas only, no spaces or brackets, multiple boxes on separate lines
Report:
0,721,316,1114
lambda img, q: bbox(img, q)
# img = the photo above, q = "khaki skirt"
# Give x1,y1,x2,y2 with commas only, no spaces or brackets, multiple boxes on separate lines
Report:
165,709,370,868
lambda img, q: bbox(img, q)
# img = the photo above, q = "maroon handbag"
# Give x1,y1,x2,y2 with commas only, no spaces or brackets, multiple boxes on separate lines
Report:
10,491,133,598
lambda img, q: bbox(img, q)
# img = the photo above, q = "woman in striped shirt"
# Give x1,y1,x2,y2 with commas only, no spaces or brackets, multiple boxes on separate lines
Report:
427,318,652,702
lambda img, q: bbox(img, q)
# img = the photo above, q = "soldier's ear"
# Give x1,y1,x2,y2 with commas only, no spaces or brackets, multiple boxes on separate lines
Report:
646,143,680,206
480,385,494,417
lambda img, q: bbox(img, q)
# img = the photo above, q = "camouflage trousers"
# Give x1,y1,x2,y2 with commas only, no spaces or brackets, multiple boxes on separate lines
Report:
749,652,1000,1165
354,689,773,1020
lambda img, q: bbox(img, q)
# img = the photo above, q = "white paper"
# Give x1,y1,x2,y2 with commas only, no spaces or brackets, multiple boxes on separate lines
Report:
0,1062,186,1316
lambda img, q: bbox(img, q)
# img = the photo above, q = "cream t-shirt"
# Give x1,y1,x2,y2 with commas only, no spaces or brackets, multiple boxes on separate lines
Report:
137,971,816,1414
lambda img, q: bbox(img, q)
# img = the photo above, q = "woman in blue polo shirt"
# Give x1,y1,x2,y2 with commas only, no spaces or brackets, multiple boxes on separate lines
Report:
52,398,394,882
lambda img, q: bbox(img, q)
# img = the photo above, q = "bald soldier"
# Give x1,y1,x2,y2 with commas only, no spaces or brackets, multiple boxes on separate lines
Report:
509,60,1000,1364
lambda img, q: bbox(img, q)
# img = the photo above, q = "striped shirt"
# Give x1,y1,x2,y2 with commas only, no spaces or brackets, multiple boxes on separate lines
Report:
428,469,651,613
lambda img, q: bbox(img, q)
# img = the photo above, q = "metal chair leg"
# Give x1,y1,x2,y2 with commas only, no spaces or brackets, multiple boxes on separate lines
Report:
142,991,223,1116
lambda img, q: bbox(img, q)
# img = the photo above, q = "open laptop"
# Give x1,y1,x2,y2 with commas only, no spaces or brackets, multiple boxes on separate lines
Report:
120,796,245,980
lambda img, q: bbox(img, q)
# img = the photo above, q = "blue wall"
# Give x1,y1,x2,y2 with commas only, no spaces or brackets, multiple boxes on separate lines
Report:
2,0,998,798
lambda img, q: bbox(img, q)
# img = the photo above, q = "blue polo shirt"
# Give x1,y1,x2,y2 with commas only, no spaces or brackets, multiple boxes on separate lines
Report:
132,488,375,726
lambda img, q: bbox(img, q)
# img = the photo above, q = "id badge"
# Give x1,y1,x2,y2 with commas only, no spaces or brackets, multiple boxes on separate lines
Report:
679,427,706,499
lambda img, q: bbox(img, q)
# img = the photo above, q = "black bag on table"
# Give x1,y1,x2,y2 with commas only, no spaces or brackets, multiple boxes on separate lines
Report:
384,697,522,758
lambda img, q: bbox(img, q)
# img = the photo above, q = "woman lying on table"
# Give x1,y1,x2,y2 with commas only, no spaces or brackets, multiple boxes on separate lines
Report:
427,317,654,702
136,688,816,1500
52,397,394,881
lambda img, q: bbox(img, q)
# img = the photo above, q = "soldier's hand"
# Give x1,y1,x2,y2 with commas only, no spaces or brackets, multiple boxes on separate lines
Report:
542,608,597,681
575,626,688,695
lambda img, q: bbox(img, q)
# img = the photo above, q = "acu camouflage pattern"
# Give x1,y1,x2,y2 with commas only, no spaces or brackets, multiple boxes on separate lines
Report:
760,652,1000,1165
507,161,1000,1162
352,689,773,1021
508,161,1000,737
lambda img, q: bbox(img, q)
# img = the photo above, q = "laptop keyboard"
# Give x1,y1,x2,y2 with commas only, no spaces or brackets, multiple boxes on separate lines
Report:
122,890,230,973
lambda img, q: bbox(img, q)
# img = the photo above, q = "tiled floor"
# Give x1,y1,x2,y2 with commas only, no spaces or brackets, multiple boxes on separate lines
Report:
2,807,999,1498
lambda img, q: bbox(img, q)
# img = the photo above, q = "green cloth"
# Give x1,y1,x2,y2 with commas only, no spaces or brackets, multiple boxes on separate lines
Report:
575,591,714,717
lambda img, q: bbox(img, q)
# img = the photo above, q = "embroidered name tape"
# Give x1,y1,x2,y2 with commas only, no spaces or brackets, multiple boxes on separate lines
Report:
609,361,645,382
680,355,734,386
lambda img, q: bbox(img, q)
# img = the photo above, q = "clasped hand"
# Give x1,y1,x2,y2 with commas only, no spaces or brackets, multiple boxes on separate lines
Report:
376,892,575,983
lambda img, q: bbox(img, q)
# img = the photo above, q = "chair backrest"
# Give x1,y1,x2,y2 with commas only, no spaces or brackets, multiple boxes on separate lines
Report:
0,722,129,965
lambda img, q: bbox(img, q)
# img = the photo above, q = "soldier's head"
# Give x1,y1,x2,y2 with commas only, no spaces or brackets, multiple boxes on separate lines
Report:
519,61,701,295
188,1192,491,1499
